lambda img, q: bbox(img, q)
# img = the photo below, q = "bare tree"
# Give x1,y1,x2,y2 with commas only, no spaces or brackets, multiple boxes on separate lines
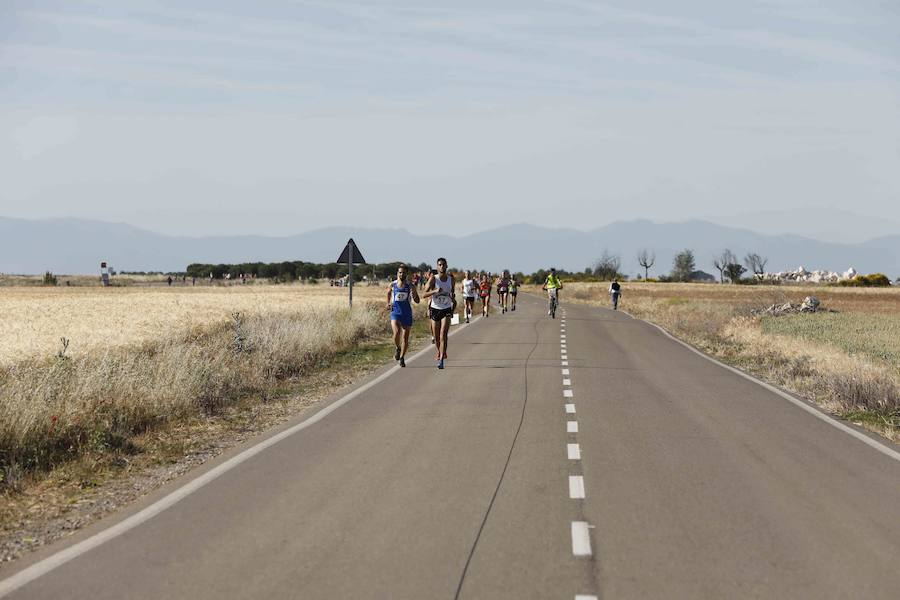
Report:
637,249,656,280
712,249,737,283
743,253,769,280
592,249,621,280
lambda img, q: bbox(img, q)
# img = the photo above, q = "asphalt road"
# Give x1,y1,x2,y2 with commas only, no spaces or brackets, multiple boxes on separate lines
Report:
3,293,900,599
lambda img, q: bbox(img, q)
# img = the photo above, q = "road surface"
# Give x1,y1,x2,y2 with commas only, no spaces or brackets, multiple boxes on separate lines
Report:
3,293,900,599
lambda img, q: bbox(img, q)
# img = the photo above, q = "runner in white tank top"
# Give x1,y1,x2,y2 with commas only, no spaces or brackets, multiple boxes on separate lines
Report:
422,257,456,370
461,270,477,324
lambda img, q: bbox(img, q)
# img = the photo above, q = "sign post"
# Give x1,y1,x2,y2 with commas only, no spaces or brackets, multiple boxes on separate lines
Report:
337,238,367,308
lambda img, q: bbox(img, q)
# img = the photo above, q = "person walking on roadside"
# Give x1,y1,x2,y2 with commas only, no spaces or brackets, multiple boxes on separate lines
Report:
386,264,420,367
609,278,622,310
422,257,456,370
461,270,477,323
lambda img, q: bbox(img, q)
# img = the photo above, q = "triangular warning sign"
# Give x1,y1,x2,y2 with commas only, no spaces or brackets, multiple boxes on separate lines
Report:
337,238,367,264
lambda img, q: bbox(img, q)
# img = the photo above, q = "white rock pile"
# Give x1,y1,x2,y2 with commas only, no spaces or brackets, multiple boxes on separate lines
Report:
753,296,836,317
760,266,858,284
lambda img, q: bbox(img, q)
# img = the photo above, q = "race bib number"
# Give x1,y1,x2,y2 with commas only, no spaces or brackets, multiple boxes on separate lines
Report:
433,294,452,309
394,291,409,302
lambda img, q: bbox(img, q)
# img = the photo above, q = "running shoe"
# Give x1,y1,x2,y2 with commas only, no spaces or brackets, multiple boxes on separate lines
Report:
465,317,470,323
399,357,406,367
394,346,401,361
437,359,444,370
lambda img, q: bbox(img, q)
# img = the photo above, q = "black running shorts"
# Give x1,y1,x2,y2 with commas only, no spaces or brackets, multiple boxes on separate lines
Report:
429,306,453,321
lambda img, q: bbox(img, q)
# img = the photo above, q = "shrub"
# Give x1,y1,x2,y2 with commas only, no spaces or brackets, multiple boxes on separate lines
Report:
42,271,57,286
839,273,892,287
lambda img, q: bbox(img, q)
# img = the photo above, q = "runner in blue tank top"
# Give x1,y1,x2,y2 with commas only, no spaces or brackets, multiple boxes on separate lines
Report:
386,264,419,367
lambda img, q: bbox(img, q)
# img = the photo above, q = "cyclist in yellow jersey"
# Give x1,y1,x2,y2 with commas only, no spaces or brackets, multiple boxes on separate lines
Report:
541,268,563,316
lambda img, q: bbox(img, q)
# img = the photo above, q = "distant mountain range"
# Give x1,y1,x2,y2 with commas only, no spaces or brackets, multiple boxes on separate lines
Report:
1,217,898,278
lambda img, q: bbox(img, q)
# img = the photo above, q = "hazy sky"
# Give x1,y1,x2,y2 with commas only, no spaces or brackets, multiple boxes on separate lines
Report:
2,0,899,237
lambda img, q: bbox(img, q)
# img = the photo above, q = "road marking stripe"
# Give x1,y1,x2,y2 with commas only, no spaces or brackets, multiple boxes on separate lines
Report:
562,368,569,375
567,421,578,433
575,595,598,600
637,317,900,463
563,378,571,386
569,476,585,499
571,522,592,556
564,389,573,398
561,354,568,359
565,404,576,414
0,317,484,597
567,443,581,460
561,334,566,338
561,361,568,366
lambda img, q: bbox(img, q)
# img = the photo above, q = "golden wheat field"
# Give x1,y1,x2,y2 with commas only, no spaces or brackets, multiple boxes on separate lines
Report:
0,284,387,364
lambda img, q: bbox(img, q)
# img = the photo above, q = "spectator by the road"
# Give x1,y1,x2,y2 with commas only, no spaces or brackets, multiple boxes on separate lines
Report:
609,278,622,310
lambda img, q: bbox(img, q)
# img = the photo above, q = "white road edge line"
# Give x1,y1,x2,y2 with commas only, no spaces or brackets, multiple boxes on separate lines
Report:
637,316,900,463
567,443,581,460
567,421,578,433
569,475,585,499
565,404,576,414
571,521,592,556
0,316,484,597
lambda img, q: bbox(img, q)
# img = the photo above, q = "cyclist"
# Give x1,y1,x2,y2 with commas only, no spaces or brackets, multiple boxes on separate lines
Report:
509,274,518,311
422,257,456,370
461,270,477,323
542,268,563,317
386,264,419,367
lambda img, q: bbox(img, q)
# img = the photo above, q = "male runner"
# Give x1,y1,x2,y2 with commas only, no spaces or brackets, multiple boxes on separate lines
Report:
386,264,419,367
422,257,456,369
461,270,477,323
542,268,563,317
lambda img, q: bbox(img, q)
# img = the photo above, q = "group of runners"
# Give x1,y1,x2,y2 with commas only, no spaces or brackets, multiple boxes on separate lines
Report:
461,270,519,321
386,261,522,370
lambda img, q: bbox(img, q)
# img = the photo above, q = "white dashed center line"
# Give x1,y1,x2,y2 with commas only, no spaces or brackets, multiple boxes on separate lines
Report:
562,369,569,375
567,443,581,460
571,522,592,556
567,421,578,433
561,361,569,366
563,379,571,386
568,476,585,499
565,404,576,414
563,389,573,398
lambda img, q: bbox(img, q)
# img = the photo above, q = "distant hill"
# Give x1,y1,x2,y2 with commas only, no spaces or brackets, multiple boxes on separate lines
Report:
1,217,897,278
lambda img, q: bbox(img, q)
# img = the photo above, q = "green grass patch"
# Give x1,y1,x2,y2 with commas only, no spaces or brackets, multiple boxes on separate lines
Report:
761,312,900,371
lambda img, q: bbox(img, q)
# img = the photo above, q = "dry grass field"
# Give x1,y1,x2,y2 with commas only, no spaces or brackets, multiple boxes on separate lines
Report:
0,284,386,364
0,283,396,487
551,281,900,441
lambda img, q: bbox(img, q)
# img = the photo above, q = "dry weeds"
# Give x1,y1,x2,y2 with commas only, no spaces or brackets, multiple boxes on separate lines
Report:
0,284,392,486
